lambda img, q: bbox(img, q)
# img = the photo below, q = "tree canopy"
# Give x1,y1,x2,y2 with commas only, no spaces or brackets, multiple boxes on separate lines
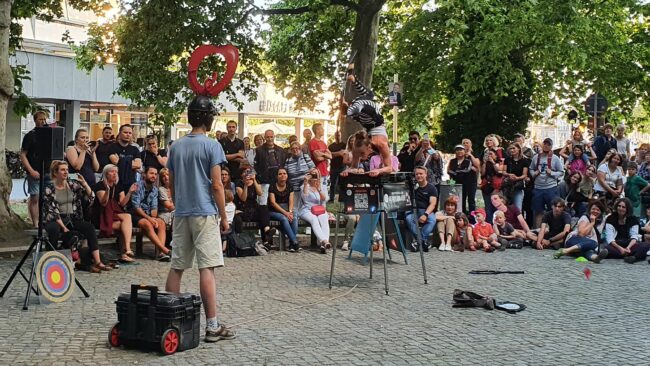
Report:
70,0,650,148
73,0,264,126
391,0,650,149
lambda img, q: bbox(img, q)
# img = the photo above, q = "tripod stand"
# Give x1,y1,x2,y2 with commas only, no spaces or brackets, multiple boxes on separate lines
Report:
0,160,89,310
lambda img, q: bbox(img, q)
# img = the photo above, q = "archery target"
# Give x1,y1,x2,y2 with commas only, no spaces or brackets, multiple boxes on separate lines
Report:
35,251,75,303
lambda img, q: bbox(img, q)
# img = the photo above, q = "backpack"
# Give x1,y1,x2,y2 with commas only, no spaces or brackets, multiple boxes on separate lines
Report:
225,232,257,257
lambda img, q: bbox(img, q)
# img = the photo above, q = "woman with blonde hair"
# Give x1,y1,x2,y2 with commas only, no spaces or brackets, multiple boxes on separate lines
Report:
299,169,330,253
94,164,136,263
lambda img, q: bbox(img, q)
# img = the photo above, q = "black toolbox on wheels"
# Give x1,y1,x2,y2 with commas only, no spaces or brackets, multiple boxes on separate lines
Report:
109,284,202,355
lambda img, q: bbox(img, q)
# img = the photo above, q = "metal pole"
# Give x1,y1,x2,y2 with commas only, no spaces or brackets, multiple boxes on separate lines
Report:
593,93,598,138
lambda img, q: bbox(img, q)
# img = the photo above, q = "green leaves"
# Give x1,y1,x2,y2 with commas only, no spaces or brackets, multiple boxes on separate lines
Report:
71,0,264,124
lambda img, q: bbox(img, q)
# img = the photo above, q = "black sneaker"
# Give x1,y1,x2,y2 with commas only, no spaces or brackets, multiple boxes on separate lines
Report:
410,241,418,252
287,246,296,253
593,248,608,263
624,256,637,264
205,325,236,342
264,228,277,245
422,244,429,252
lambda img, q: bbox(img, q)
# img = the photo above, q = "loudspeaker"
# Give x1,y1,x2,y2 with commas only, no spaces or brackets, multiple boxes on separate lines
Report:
35,126,65,161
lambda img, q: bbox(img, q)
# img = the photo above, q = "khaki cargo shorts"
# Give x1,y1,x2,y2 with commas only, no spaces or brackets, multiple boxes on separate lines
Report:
171,215,224,270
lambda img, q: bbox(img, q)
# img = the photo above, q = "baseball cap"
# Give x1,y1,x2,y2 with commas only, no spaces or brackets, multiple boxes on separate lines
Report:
543,138,553,145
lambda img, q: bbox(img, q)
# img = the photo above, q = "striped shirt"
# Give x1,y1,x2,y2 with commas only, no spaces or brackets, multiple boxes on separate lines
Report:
285,153,316,191
347,79,383,130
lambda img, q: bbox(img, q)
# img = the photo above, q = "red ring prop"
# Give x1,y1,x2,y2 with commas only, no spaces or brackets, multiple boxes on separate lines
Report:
187,44,239,97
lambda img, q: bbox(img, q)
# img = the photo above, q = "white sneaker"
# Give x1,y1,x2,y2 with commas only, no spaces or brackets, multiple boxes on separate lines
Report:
438,244,445,251
445,243,453,251
342,240,349,251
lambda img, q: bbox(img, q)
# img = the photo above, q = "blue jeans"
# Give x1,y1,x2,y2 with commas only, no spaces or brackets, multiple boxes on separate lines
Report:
269,211,298,243
565,235,598,259
482,191,496,223
511,189,524,212
405,209,435,243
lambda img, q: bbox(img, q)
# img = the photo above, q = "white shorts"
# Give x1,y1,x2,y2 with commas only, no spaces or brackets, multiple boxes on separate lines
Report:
171,215,224,270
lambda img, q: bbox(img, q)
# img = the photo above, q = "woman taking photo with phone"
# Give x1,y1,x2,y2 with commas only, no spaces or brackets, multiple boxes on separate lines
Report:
299,170,330,254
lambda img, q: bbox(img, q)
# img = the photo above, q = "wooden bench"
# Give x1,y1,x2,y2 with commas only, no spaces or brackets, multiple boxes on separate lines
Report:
241,216,348,251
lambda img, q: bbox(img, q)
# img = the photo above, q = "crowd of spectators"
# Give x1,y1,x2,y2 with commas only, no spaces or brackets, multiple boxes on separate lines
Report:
19,108,650,271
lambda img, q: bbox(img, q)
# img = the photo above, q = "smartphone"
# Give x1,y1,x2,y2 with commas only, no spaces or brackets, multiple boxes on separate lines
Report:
88,141,97,148
68,173,79,180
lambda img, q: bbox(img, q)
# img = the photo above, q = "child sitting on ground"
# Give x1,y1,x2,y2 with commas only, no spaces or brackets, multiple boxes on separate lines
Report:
493,211,520,249
472,208,500,252
454,212,474,251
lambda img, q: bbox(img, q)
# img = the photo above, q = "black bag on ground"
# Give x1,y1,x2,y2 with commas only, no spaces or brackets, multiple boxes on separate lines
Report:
225,232,257,257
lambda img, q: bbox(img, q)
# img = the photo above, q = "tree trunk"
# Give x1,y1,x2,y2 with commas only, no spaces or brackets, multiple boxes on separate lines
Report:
0,0,27,240
342,0,383,142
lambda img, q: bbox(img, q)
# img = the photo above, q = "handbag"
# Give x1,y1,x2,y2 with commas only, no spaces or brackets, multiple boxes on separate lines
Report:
310,205,326,216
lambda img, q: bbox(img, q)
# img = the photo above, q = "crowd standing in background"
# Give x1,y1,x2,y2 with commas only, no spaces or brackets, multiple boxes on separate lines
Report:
22,107,650,279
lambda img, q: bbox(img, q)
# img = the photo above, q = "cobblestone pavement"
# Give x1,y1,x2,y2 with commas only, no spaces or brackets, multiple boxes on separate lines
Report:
1,244,649,365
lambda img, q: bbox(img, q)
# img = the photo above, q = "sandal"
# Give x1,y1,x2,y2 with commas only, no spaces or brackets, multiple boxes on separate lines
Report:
125,250,135,257
96,263,112,271
119,255,135,263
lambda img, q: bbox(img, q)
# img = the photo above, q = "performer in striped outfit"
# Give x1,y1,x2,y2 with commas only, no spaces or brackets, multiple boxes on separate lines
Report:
343,64,394,177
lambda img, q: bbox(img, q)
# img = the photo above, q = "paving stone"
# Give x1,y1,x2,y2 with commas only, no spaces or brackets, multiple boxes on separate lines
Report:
0,247,648,364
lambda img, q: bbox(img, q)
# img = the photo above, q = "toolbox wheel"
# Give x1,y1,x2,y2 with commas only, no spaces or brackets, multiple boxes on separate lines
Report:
161,328,180,355
108,323,121,347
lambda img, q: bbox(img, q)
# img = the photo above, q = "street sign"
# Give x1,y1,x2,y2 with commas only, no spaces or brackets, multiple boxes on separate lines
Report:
584,93,608,115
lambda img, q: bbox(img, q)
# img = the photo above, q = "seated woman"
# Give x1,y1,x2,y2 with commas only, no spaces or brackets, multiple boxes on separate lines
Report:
299,170,331,253
559,171,588,217
269,168,300,252
594,151,624,206
94,164,136,263
554,199,608,262
157,168,174,231
603,198,650,264
235,165,276,249
221,167,237,196
435,197,458,251
490,191,536,241
43,160,109,272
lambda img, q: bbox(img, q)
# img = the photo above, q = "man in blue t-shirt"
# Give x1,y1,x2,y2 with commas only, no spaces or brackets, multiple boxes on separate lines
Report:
405,166,438,251
165,95,235,343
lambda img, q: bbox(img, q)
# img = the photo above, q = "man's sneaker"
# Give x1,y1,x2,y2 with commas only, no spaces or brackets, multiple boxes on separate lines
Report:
410,241,418,252
341,240,349,251
593,248,608,263
422,243,429,252
205,325,236,342
157,253,171,262
624,256,637,264
287,246,296,253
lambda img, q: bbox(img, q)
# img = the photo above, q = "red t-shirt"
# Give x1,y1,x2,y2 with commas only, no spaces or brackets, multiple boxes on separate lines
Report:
473,221,495,240
309,139,329,177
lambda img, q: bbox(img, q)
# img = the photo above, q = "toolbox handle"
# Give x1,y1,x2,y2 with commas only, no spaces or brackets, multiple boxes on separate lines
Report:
130,284,158,306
